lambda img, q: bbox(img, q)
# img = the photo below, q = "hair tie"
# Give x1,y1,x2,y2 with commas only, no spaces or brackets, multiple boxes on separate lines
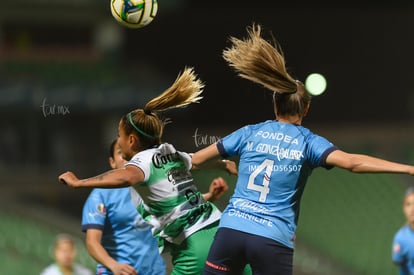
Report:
128,112,160,139
144,108,152,115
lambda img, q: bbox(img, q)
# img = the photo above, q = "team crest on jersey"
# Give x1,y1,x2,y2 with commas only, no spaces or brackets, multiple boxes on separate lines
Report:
393,243,401,253
96,203,106,216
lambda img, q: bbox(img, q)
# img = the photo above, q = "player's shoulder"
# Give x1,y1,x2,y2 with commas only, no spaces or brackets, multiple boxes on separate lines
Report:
394,224,412,240
74,264,93,275
40,264,59,275
239,120,274,133
401,224,414,236
89,187,128,199
128,148,156,165
134,148,154,158
246,120,313,136
91,187,118,195
295,125,329,144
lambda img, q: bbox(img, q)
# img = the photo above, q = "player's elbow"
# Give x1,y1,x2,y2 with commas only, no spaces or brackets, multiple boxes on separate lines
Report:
331,153,365,173
122,174,138,186
342,161,364,173
121,166,144,186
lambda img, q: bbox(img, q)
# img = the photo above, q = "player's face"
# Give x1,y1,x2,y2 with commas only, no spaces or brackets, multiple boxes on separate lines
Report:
117,120,134,161
54,240,76,269
403,193,414,225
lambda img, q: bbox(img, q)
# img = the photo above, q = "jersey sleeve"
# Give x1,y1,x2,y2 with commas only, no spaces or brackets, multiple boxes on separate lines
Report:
305,134,338,169
392,230,406,265
125,151,151,181
81,189,107,232
217,126,248,158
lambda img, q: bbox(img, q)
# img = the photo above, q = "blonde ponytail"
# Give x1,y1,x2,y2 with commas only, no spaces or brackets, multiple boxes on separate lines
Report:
122,67,204,148
144,67,204,113
223,23,297,94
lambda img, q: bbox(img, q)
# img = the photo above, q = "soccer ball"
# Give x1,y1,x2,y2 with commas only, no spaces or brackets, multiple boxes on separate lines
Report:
110,0,158,29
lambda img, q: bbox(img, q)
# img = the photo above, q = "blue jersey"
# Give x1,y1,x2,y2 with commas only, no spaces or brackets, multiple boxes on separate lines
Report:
82,187,166,275
392,224,414,275
217,120,337,249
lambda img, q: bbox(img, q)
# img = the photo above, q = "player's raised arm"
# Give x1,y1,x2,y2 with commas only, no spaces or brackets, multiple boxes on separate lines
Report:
326,150,414,175
58,165,144,188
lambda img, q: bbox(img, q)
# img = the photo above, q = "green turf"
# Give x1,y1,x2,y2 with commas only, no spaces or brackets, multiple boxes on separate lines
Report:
297,168,406,275
0,211,96,274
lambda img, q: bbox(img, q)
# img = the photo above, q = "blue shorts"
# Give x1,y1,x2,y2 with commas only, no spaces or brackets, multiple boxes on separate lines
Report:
203,227,293,275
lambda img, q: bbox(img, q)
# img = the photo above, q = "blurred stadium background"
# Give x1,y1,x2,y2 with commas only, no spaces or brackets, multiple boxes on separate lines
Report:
0,0,414,274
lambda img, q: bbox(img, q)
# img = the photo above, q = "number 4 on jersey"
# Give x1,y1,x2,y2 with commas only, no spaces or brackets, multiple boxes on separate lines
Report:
247,159,273,202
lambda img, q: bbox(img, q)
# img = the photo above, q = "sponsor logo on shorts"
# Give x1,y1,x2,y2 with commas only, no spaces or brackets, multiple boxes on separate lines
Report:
205,260,230,271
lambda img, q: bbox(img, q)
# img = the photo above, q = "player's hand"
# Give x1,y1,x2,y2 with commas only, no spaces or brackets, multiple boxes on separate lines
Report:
207,177,229,201
223,159,238,175
58,171,80,188
110,262,137,275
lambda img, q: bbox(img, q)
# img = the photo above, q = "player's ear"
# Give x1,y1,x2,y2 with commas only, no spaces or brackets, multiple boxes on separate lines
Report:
303,103,310,117
128,134,140,150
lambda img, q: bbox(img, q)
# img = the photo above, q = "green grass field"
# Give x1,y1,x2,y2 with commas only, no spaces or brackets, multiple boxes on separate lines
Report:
0,211,96,274
297,168,406,274
0,167,408,274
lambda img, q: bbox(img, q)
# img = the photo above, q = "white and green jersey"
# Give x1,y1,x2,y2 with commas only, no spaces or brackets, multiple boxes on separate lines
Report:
126,143,221,244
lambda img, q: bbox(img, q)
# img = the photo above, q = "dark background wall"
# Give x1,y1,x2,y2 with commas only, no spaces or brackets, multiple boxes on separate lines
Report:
0,0,413,221
0,1,413,274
